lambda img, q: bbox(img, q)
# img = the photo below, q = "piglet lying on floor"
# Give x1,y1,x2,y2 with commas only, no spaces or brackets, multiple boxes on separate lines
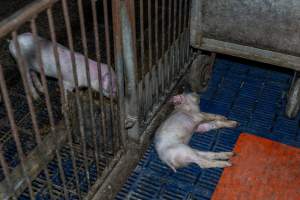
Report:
154,93,238,172
8,32,117,100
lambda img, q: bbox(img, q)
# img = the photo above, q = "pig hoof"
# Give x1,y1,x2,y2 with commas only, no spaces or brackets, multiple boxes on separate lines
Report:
227,120,239,128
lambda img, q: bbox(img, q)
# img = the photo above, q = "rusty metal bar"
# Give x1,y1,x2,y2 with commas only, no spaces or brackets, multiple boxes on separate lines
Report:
46,7,82,198
61,0,91,188
147,0,153,113
161,0,166,93
30,18,69,199
112,0,127,147
103,0,120,152
172,0,178,78
91,0,106,167
184,0,190,62
139,0,145,78
0,0,59,38
139,0,146,120
0,124,68,200
0,146,17,200
167,0,172,87
154,0,159,103
12,29,55,199
0,61,34,199
177,0,183,69
77,0,100,176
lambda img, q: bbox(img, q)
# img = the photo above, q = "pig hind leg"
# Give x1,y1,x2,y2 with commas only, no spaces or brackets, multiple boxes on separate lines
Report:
193,149,232,168
196,151,234,160
165,145,231,171
31,71,44,93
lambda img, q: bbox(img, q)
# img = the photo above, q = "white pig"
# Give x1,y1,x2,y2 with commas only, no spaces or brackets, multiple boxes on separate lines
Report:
154,93,238,172
8,32,117,99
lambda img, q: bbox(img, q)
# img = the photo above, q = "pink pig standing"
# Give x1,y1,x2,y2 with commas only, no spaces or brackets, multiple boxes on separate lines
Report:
155,93,238,172
8,32,117,99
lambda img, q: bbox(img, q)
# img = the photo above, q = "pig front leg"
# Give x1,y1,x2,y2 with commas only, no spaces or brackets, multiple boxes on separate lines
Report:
31,71,44,93
26,70,40,100
195,120,238,133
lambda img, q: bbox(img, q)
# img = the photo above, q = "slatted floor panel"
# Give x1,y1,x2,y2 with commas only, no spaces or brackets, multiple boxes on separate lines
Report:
116,55,300,200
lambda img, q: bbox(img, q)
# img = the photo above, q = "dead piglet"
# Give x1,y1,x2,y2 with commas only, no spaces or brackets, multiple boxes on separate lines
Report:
154,93,238,172
9,32,117,100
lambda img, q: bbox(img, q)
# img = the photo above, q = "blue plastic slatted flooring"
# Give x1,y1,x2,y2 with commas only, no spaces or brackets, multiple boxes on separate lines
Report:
116,56,300,200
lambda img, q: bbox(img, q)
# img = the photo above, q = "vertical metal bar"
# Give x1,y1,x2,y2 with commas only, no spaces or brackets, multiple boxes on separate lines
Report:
139,0,146,120
121,0,139,140
161,0,166,93
186,0,191,60
139,0,145,78
91,0,106,168
172,0,178,78
154,0,159,102
112,0,127,147
77,0,100,175
61,0,91,188
147,0,153,110
177,0,183,70
167,0,172,88
103,0,120,152
30,18,69,200
182,0,188,63
46,8,82,198
0,60,34,199
0,146,17,200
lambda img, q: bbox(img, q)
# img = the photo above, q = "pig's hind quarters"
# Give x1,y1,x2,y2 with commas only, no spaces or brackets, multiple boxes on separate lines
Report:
161,144,233,172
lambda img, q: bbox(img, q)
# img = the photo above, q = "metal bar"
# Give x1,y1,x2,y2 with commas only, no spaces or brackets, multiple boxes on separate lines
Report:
167,0,172,87
0,123,68,200
0,0,60,38
161,0,166,93
103,0,119,152
139,0,146,120
30,18,69,199
121,0,139,140
112,0,127,147
199,38,300,71
154,0,159,103
177,0,183,69
172,0,178,77
184,0,190,62
139,0,145,78
46,7,82,198
147,0,153,111
77,0,100,176
0,61,34,199
91,0,106,167
0,146,17,200
13,28,56,198
61,0,91,188
179,0,186,66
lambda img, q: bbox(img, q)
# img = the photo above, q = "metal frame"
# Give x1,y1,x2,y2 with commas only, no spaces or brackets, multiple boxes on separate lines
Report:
0,0,193,199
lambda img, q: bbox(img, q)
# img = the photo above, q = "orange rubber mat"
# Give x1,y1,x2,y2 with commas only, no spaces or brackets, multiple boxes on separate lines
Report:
212,133,300,200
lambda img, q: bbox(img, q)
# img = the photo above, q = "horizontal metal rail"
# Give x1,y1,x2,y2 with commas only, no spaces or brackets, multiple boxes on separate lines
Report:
0,0,59,38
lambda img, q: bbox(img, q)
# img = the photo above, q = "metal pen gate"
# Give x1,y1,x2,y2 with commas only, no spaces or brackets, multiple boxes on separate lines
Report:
0,0,192,199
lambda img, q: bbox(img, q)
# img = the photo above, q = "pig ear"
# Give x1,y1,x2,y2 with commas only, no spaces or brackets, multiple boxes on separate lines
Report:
168,94,185,104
